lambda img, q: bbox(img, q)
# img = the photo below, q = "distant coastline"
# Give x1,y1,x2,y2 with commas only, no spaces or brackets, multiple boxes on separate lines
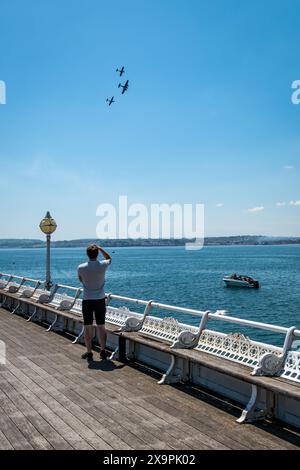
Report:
0,236,300,249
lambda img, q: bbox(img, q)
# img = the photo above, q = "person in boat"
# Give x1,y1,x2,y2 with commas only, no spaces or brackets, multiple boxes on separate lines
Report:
78,244,112,362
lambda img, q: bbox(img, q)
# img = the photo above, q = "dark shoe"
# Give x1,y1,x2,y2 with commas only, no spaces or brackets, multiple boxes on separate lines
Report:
100,349,108,360
81,352,93,362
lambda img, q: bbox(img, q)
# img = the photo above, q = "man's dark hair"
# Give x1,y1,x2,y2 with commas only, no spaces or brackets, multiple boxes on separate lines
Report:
87,244,99,260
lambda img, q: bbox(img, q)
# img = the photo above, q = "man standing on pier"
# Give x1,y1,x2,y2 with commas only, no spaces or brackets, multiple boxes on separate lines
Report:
78,244,112,362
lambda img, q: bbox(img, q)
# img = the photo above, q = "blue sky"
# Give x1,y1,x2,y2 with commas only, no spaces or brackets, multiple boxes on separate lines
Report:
0,0,299,239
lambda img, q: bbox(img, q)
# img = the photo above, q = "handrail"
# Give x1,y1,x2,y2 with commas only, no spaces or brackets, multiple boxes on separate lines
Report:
0,273,13,280
0,274,13,287
45,284,83,311
1,273,299,338
107,293,300,337
56,284,83,293
0,274,44,284
0,273,23,280
24,277,45,284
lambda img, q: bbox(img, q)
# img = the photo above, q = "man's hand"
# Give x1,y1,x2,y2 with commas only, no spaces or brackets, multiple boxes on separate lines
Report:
97,246,112,262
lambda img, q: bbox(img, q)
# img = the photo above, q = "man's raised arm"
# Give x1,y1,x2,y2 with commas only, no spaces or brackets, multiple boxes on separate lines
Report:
97,246,112,262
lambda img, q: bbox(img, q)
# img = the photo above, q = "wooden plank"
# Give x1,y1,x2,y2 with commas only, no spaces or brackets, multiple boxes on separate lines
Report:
0,406,34,450
0,324,162,447
44,337,299,450
0,380,72,450
12,356,179,450
17,354,164,449
1,310,292,447
0,318,195,450
1,306,300,451
103,368,253,450
116,364,300,450
6,356,133,450
16,356,154,450
0,429,14,450
4,362,114,451
62,388,153,450
28,346,290,448
14,346,198,452
1,369,94,450
26,352,228,450
0,388,52,449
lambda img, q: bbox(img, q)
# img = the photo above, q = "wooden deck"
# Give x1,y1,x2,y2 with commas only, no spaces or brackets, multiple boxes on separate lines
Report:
0,307,299,450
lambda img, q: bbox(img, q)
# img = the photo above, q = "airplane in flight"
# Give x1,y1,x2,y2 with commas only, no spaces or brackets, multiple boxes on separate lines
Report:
118,80,129,94
106,96,115,106
116,66,125,76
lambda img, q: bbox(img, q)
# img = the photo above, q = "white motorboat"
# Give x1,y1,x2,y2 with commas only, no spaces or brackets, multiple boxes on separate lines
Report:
223,274,260,288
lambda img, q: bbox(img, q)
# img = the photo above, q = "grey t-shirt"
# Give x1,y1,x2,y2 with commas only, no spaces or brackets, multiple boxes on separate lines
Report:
78,259,111,300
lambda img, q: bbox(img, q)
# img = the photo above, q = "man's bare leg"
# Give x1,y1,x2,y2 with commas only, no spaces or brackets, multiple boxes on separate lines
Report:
84,325,93,353
97,325,107,352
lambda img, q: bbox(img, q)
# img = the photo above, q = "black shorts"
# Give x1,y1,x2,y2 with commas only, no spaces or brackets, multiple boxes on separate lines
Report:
82,298,106,325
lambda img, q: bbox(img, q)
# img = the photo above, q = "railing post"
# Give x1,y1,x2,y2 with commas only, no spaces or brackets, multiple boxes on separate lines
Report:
252,326,297,377
171,311,210,349
120,300,153,332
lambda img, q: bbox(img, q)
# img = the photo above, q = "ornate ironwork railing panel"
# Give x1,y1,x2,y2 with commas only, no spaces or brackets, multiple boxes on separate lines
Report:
195,330,282,367
280,350,300,383
106,305,282,367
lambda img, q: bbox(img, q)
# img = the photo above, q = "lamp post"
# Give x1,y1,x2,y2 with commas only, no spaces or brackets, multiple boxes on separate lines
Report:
39,211,57,290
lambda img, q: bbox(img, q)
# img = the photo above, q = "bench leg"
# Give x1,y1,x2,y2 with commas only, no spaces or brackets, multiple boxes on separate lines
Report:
72,325,84,344
8,297,13,311
26,306,37,322
109,346,119,361
110,335,127,362
46,314,58,332
158,355,182,385
237,385,275,423
16,301,25,315
11,301,20,315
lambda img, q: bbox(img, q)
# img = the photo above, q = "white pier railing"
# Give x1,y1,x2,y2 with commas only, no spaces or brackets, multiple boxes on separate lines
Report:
1,272,300,383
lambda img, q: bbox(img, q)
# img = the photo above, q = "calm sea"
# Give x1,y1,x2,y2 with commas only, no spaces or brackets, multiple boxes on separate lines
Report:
1,245,300,345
